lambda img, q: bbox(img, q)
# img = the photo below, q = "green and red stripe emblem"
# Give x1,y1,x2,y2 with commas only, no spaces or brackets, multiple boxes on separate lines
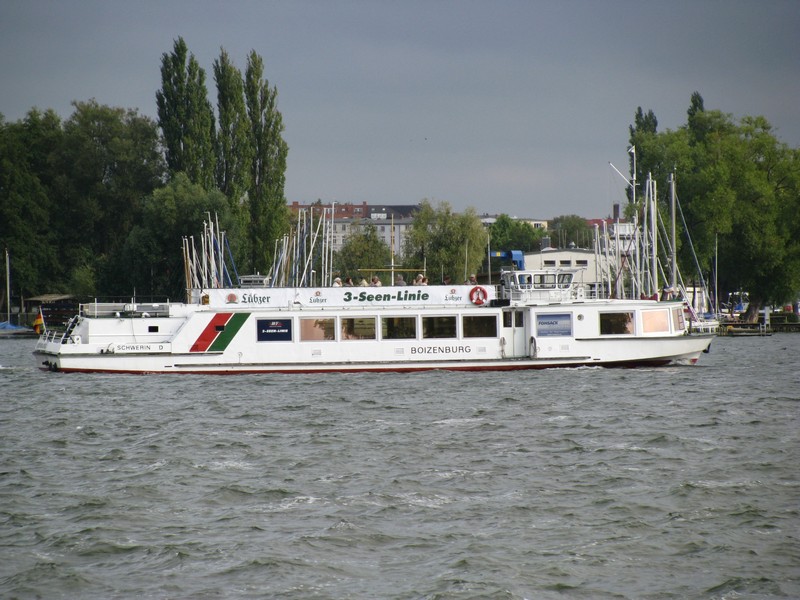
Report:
190,313,250,353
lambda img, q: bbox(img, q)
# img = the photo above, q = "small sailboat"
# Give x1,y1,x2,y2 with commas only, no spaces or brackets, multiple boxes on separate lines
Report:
1,249,36,337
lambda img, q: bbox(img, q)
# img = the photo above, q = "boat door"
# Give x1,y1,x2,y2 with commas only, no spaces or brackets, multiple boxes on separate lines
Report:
501,308,529,358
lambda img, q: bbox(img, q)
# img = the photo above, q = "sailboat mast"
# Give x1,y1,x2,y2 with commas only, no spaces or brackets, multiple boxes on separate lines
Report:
649,176,658,297
670,172,677,291
5,248,10,323
714,234,719,317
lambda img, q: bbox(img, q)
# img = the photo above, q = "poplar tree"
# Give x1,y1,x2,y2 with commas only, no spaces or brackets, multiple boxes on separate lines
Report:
628,106,659,203
213,49,253,269
213,48,252,203
244,50,290,273
156,37,216,189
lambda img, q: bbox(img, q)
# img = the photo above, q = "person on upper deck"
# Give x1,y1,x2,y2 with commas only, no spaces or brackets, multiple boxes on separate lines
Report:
395,274,407,285
370,276,382,287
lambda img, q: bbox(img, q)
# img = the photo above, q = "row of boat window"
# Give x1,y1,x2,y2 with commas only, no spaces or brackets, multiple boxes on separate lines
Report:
294,311,675,341
151,307,680,341
269,307,677,342
299,315,498,341
598,308,682,335
292,310,546,341
510,273,574,289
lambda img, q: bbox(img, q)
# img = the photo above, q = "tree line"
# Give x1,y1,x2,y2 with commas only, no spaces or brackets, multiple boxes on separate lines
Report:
0,36,560,305
629,92,800,318
1,38,290,304
1,39,797,321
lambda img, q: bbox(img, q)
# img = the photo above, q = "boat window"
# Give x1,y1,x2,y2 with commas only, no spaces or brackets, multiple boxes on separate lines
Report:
148,326,158,333
642,309,670,333
672,307,686,331
599,312,634,335
534,274,556,289
536,313,572,337
502,311,523,328
557,273,573,289
341,317,376,340
300,317,336,341
463,315,497,337
257,319,292,341
422,316,456,339
381,316,416,339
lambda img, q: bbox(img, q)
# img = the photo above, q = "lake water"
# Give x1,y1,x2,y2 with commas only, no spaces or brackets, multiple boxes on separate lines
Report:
1,335,798,599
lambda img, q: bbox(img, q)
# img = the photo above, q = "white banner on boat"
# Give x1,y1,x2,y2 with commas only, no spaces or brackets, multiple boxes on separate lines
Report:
200,285,496,309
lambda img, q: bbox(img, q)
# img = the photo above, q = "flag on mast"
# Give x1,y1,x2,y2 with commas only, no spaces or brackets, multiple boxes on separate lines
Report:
32,307,45,334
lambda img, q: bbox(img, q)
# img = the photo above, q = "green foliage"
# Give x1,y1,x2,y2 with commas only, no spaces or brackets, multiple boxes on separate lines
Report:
244,50,290,274
154,40,291,278
549,215,593,248
1,103,164,299
333,222,392,282
156,37,216,189
212,48,253,271
0,112,60,295
68,262,97,297
60,101,164,258
213,48,253,203
628,93,800,317
488,214,545,252
3,39,292,303
113,174,232,299
403,200,487,283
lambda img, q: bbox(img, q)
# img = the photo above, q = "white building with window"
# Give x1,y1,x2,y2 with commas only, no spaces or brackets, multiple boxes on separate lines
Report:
330,217,413,256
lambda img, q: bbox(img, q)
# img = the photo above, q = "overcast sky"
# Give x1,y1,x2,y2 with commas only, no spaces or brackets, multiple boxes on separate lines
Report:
2,0,798,219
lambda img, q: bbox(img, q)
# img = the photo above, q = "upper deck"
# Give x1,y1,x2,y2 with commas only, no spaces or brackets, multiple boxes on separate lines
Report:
497,268,587,303
75,269,591,319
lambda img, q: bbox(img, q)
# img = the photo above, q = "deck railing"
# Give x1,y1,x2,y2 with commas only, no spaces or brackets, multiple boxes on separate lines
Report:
80,302,172,318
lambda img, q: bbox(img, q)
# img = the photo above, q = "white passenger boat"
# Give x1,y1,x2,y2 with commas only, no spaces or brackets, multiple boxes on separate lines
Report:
34,265,713,374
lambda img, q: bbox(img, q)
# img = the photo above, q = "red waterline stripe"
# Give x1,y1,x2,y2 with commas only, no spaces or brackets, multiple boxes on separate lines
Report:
190,313,233,353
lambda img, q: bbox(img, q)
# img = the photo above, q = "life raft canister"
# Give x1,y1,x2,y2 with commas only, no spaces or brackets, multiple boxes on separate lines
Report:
469,286,488,305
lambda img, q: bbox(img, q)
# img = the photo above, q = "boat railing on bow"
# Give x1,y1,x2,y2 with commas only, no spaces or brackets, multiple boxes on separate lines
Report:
78,301,173,319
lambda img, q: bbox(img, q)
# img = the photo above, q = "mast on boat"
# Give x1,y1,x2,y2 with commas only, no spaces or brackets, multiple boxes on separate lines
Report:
5,247,10,324
669,172,677,292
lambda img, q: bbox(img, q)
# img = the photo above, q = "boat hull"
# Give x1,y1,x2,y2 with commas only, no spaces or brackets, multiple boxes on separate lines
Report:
34,335,713,374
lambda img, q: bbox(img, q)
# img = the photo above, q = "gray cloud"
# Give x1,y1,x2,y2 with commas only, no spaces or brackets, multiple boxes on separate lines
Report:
2,0,797,219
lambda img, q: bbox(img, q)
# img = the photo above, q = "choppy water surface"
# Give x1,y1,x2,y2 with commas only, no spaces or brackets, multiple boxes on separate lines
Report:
1,336,798,599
